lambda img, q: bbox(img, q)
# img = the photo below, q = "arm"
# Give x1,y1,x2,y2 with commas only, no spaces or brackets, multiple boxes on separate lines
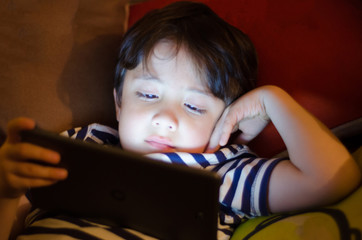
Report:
0,118,67,240
0,195,30,240
208,85,361,213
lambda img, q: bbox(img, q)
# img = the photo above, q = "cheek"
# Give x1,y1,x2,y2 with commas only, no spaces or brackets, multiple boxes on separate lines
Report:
118,106,145,143
181,119,215,151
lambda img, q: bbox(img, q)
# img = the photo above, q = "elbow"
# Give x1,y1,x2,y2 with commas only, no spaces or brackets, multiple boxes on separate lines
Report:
341,160,361,197
320,156,361,205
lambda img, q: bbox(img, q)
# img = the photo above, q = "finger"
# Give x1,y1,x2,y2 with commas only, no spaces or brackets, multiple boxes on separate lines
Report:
236,115,270,144
207,109,228,151
7,173,61,192
7,143,61,165
217,108,240,146
7,118,36,144
219,120,238,146
208,107,238,150
207,125,222,152
1,161,67,198
11,161,68,181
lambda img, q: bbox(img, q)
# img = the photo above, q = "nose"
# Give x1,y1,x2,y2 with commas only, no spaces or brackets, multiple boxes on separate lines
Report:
151,110,178,132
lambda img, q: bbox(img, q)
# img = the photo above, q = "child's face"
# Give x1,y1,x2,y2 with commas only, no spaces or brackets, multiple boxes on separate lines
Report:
115,41,225,154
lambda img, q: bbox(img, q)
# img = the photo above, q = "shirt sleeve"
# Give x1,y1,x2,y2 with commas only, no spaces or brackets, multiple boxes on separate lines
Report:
211,151,288,218
60,124,119,145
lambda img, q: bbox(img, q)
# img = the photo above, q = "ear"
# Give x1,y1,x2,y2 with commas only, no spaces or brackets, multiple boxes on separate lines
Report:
113,89,121,122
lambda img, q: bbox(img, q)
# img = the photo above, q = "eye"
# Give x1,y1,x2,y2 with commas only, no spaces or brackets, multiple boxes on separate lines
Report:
136,91,159,101
184,103,206,115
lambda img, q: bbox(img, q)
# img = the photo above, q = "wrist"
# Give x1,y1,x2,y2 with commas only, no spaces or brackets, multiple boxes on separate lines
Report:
260,85,293,117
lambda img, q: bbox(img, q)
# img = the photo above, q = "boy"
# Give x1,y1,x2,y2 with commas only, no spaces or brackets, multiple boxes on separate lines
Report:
0,2,360,240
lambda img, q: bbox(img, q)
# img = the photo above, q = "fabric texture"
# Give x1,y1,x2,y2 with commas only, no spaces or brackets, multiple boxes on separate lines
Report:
19,124,287,240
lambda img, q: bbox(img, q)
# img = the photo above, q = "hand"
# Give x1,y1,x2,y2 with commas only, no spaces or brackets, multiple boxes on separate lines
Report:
0,118,67,198
207,87,270,152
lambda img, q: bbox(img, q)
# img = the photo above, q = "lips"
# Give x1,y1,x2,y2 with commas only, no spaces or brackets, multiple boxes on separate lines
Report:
145,136,175,151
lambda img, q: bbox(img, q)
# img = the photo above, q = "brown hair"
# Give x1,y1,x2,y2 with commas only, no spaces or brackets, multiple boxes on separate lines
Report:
114,1,258,106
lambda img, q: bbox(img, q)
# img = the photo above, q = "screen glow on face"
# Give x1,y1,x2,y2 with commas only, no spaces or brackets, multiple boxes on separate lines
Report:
116,42,225,154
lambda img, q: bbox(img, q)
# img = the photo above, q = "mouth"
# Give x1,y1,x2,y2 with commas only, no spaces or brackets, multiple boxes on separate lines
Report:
145,136,175,151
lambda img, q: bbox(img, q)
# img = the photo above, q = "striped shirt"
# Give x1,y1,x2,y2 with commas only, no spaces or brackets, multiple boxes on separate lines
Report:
20,123,288,240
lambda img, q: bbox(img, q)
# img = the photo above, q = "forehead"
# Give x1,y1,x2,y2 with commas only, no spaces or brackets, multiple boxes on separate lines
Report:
137,41,209,89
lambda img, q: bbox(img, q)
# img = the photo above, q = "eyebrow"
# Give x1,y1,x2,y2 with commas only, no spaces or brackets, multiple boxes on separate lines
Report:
135,73,213,97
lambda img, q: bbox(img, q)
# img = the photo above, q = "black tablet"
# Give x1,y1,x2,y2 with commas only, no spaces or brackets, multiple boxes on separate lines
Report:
20,127,221,240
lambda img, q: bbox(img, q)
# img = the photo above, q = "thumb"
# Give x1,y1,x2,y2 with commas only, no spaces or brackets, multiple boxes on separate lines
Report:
7,117,36,144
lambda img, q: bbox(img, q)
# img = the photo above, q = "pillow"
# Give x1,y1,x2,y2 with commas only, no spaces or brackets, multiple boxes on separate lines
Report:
0,0,131,143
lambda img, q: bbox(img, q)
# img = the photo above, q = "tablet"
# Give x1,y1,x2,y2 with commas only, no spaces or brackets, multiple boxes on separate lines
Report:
20,128,221,240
